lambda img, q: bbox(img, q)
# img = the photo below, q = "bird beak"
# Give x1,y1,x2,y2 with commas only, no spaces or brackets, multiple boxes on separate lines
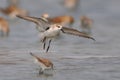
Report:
61,29,65,33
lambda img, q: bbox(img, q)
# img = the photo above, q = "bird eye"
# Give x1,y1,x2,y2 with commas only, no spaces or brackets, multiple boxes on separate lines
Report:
45,27,50,30
57,25,61,28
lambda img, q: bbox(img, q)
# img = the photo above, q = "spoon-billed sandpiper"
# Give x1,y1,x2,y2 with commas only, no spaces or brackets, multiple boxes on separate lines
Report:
41,13,74,26
0,17,9,36
30,52,53,74
17,15,95,52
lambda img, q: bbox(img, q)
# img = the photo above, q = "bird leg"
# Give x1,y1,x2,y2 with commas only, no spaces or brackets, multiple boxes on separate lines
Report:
43,42,46,50
39,68,44,74
46,39,52,53
42,37,46,50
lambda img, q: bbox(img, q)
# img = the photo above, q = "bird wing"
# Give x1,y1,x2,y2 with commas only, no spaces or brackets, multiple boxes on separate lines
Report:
30,52,53,67
62,27,95,41
17,15,50,32
39,58,53,67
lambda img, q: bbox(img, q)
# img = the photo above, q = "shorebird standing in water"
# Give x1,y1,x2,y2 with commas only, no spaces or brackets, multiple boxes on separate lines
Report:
41,13,74,27
0,17,9,36
17,15,95,53
0,5,28,19
30,52,53,74
80,16,93,35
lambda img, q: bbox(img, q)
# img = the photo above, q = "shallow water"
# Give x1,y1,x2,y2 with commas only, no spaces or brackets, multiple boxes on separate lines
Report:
0,0,120,80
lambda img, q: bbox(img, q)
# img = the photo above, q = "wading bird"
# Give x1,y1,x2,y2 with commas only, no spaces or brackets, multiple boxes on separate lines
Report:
0,5,28,19
0,17,9,36
41,13,74,26
30,52,53,74
80,16,93,35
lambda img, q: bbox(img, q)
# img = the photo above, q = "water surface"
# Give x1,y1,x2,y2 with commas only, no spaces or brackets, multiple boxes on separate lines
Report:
0,0,120,80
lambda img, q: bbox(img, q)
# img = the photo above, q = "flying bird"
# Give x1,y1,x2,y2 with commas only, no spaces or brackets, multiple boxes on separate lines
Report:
17,15,95,52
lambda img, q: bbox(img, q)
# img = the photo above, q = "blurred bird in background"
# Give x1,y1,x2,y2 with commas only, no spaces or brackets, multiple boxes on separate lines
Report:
80,16,93,35
41,13,74,27
0,17,9,36
62,0,80,10
0,0,28,19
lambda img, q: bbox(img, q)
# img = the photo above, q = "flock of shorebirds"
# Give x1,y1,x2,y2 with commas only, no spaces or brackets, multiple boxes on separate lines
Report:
0,0,95,74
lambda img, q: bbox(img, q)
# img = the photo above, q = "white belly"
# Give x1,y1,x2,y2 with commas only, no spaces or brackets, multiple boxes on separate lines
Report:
44,29,60,38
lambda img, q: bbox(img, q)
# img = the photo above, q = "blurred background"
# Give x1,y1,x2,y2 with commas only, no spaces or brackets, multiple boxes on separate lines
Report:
0,0,120,80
